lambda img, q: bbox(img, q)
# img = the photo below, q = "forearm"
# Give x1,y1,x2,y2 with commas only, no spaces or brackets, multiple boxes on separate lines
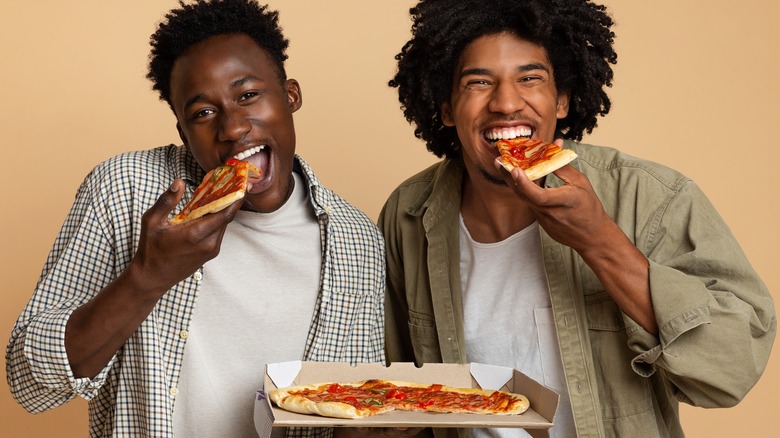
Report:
65,262,167,378
579,222,657,335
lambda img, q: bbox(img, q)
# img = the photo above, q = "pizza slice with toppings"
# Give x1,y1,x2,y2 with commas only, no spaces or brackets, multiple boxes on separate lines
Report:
170,158,261,224
495,137,577,181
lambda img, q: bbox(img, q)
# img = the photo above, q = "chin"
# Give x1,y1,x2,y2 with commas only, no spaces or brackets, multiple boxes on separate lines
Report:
479,167,508,187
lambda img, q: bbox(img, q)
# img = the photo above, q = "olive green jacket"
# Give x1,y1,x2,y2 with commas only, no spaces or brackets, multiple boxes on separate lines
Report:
379,142,775,438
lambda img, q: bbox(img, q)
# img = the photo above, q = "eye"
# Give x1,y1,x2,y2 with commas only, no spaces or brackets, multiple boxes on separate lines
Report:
464,79,491,90
519,74,546,85
239,91,260,102
193,108,214,119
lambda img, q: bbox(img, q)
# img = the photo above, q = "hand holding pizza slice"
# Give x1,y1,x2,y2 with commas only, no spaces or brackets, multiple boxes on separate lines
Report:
496,137,577,181
170,159,261,224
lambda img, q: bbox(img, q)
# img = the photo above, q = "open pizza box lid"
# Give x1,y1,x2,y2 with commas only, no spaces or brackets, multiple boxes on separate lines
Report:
254,361,559,438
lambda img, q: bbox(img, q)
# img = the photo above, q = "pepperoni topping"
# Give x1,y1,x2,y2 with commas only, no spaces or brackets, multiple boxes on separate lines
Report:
327,383,345,394
287,380,527,415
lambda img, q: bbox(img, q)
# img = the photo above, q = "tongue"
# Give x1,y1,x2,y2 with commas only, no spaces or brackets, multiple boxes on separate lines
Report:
244,148,270,181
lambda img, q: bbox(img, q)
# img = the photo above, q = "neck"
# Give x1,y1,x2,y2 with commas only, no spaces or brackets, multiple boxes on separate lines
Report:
460,168,536,243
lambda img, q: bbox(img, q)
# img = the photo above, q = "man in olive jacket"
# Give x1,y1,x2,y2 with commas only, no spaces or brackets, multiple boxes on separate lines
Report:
379,1,776,437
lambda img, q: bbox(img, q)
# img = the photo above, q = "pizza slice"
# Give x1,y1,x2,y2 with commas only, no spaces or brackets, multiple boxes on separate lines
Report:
496,137,577,181
169,159,261,224
269,379,530,419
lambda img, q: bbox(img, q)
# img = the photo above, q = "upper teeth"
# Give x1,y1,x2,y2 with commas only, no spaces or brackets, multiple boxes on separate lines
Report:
485,127,532,141
233,145,266,160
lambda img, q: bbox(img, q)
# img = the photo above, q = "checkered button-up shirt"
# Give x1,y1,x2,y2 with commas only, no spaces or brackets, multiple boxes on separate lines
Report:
6,145,386,437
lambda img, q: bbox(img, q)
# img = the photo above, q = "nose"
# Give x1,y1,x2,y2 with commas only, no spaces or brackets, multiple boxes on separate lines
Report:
487,80,526,115
217,107,251,142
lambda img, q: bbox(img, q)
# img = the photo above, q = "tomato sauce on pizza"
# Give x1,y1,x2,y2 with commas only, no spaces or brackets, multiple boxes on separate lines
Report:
170,159,261,224
495,137,577,181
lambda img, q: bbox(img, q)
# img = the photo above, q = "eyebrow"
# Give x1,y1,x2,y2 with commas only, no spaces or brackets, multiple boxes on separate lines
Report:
182,75,262,111
458,63,550,79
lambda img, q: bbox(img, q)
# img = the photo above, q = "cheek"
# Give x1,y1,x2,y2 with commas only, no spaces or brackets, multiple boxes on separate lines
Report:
182,133,220,170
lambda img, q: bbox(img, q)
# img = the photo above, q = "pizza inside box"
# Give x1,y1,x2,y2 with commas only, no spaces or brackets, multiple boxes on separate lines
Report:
254,361,558,437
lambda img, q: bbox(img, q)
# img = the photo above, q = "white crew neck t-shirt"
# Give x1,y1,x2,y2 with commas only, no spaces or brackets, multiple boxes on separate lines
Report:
459,217,574,438
173,172,321,437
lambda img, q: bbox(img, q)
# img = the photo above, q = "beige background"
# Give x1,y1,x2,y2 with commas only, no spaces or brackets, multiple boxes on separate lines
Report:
1,0,778,436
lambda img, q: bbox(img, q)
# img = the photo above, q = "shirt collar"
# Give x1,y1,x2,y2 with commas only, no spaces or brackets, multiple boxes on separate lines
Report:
293,155,333,217
169,144,206,185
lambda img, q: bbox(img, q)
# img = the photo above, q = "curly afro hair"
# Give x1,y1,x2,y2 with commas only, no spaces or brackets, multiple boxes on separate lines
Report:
147,0,289,109
390,0,617,159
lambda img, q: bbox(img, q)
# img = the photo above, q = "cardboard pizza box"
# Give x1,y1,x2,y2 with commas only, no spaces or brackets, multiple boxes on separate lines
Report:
254,361,559,438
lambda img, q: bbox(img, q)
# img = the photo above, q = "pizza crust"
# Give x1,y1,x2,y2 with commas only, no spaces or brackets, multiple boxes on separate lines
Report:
269,383,382,419
169,190,245,224
272,394,374,419
501,148,578,181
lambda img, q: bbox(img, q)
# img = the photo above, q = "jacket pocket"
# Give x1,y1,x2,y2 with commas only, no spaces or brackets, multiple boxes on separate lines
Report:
586,293,657,428
408,310,442,362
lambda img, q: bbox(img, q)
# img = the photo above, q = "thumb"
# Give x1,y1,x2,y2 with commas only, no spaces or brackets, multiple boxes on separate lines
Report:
148,179,186,222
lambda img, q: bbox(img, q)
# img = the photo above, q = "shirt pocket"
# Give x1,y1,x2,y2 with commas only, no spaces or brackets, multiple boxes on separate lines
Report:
408,309,442,362
585,292,654,422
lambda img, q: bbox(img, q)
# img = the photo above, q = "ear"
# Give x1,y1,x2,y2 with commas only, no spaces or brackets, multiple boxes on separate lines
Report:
285,79,303,112
556,90,570,119
176,122,189,148
440,102,455,127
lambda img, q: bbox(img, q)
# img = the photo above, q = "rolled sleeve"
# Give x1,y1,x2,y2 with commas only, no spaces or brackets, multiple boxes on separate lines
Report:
8,304,117,412
625,181,775,407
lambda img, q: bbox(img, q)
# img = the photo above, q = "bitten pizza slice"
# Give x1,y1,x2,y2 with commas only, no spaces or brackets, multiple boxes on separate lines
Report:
496,137,577,181
170,159,261,224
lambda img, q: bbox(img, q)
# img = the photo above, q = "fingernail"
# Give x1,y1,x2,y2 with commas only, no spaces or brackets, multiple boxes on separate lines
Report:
170,181,180,192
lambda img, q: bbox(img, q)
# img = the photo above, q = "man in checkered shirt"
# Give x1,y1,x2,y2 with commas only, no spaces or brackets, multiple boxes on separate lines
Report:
5,1,387,436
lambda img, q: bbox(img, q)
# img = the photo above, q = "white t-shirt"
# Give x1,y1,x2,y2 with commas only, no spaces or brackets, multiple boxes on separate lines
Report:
459,217,574,438
173,172,321,437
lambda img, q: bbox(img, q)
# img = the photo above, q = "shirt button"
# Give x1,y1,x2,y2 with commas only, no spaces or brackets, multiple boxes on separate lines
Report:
179,330,189,339
193,271,203,281
169,387,178,397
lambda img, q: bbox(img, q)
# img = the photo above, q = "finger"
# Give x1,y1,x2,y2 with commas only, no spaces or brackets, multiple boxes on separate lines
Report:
145,180,186,223
186,195,244,230
550,163,578,184
507,164,548,203
177,197,244,254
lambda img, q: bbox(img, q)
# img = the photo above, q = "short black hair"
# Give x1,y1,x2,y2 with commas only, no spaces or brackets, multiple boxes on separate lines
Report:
147,0,289,108
390,0,617,159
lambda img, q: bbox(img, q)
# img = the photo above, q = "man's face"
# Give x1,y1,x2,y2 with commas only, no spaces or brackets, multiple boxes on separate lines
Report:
441,32,569,185
170,33,302,213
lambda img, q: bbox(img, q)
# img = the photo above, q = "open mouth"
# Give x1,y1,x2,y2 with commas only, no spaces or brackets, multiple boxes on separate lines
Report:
483,126,534,146
232,145,270,185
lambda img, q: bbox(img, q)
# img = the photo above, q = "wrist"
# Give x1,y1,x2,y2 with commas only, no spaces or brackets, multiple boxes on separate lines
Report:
121,260,173,302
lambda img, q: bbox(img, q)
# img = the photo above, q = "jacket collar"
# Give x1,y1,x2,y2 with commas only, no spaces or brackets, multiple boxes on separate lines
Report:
406,158,464,233
404,140,580,229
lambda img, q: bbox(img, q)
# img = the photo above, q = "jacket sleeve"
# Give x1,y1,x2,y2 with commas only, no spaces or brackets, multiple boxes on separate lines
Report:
5,174,119,412
625,180,776,408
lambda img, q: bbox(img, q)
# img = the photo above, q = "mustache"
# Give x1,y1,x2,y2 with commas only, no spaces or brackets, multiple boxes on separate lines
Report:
480,114,538,129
